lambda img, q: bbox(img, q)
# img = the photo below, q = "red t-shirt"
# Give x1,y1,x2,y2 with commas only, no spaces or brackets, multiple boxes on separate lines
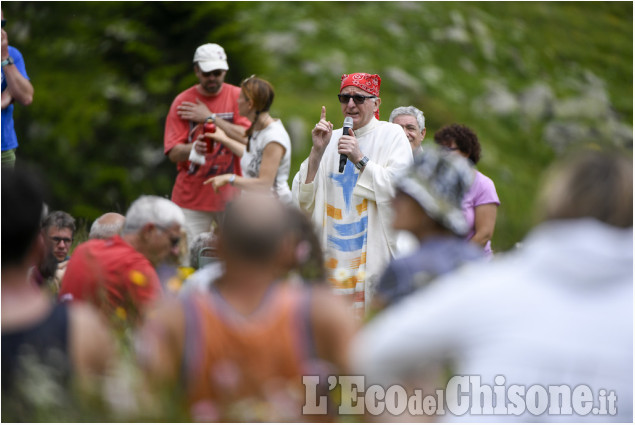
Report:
164,84,251,211
58,236,162,321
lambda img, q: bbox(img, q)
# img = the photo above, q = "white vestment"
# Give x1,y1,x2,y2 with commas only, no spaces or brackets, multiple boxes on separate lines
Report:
292,118,413,315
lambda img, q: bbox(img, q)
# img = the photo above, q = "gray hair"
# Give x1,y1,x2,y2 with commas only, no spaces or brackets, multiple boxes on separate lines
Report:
42,210,76,234
389,106,425,131
122,196,185,234
189,232,216,269
89,212,125,239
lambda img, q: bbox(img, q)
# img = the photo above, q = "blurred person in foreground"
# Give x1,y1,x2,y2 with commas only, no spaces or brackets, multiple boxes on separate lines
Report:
2,167,113,421
164,43,251,249
41,210,76,295
434,124,500,258
352,149,633,422
136,193,355,421
389,105,426,156
59,196,185,328
1,9,34,168
88,212,125,239
371,145,483,313
292,72,413,317
203,76,293,203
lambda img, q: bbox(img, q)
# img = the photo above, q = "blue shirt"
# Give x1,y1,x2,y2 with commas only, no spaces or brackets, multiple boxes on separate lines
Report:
2,46,30,152
376,236,484,306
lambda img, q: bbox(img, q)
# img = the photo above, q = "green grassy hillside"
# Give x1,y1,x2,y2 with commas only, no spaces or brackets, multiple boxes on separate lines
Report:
223,1,633,251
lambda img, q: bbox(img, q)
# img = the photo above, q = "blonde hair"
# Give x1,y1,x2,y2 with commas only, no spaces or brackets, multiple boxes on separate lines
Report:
536,149,632,228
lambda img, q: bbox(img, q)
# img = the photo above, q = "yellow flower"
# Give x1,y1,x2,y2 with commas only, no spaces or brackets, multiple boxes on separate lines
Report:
177,266,195,280
129,270,147,286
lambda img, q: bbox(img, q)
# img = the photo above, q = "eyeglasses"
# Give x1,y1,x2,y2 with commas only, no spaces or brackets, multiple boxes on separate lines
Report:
155,224,181,248
338,94,377,105
201,69,224,78
50,236,73,245
1,19,6,28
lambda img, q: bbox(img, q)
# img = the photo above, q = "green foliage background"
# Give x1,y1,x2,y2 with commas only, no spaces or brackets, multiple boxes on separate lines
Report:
5,1,632,251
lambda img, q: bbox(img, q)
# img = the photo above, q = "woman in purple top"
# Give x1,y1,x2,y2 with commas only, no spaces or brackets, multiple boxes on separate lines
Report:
434,124,500,257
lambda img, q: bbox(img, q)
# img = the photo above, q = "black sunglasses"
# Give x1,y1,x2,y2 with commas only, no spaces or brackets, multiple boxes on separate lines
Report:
202,69,224,78
155,224,181,248
1,19,6,28
338,94,377,105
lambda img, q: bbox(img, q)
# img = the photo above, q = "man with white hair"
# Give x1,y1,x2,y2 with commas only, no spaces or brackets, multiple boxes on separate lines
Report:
59,196,185,325
164,43,251,248
389,105,426,155
88,212,125,239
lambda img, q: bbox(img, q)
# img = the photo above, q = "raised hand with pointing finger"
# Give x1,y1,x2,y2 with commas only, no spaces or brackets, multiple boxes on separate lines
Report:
311,105,334,154
291,72,414,318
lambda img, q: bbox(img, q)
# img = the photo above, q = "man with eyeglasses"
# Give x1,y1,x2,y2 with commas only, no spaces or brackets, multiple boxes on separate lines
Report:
41,210,76,294
59,196,185,327
292,72,413,318
1,9,34,168
164,43,251,257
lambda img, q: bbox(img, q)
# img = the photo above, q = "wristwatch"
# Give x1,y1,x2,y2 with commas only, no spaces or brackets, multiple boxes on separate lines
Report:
1,57,14,67
355,156,369,170
229,174,236,185
207,113,217,123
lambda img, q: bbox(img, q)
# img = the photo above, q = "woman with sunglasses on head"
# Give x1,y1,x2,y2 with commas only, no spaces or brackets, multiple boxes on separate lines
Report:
434,124,500,258
202,76,292,204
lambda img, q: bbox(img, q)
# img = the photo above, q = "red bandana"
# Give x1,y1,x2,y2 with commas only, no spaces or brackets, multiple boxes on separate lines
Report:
340,73,381,119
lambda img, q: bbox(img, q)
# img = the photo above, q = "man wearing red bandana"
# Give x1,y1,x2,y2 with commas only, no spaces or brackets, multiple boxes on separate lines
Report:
292,72,413,318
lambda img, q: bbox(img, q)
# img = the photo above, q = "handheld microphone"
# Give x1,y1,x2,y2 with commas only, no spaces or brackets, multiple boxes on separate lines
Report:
339,117,353,173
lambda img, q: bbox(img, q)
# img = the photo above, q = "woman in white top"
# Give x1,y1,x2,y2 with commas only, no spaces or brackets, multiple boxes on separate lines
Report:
203,76,292,203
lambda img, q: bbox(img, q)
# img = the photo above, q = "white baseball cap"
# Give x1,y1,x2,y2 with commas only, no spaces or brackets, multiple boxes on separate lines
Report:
193,43,229,72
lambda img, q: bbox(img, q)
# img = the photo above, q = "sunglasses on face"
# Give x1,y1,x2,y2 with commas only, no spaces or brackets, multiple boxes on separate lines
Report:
50,236,73,245
337,94,377,105
1,19,6,28
155,224,181,248
202,69,224,78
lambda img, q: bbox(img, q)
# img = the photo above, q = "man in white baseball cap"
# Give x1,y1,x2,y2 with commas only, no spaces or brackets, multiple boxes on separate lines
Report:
193,43,229,73
163,43,251,263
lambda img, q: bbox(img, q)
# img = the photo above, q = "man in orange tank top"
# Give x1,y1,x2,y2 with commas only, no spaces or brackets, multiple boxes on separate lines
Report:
136,193,356,421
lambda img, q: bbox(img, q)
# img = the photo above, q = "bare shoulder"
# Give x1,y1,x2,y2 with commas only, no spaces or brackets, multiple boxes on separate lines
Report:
67,301,115,376
68,301,112,343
